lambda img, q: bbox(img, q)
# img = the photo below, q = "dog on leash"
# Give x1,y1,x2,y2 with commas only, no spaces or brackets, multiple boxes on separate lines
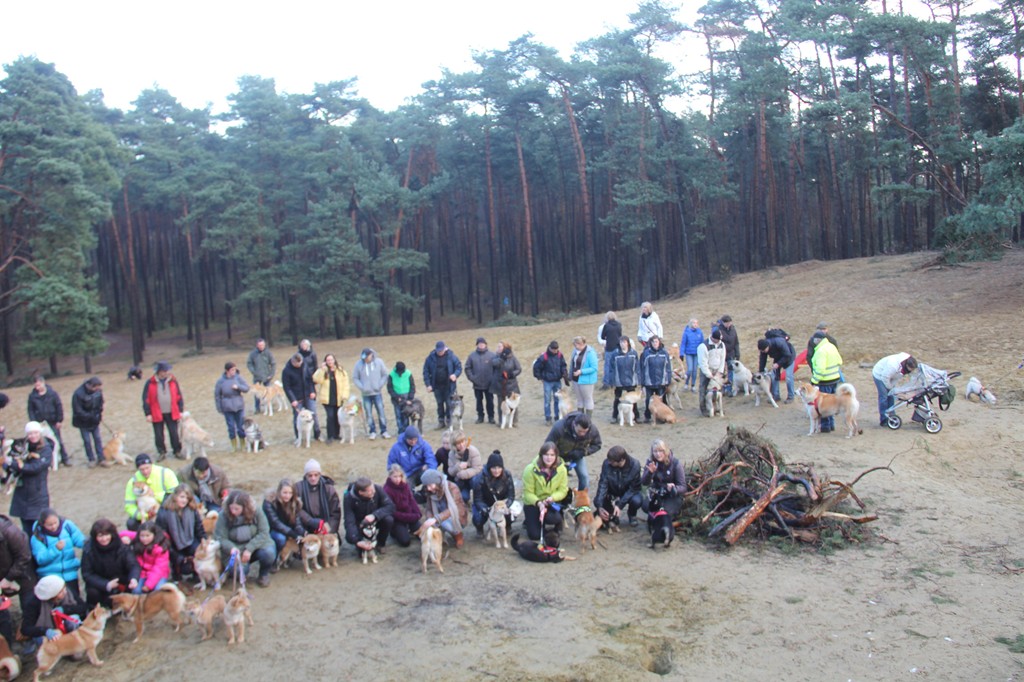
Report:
193,538,222,591
187,594,226,641
358,521,378,564
320,532,341,568
33,605,111,680
797,382,862,438
276,537,300,571
110,583,187,643
295,409,315,448
242,418,266,453
179,412,214,460
399,398,425,432
705,375,725,417
252,381,288,417
300,534,322,574
647,487,681,549
484,499,510,549
554,388,575,420
571,488,603,553
965,377,997,405
101,430,130,466
127,366,143,381
500,392,521,429
649,394,677,424
447,394,465,431
223,590,254,645
750,371,778,408
617,388,643,426
414,524,444,573
510,534,575,563
0,634,19,681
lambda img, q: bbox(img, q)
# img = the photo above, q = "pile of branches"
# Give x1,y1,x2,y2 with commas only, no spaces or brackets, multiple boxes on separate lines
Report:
681,426,884,547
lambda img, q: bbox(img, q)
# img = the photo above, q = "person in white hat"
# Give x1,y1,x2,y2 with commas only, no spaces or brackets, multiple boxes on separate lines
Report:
20,574,87,655
4,422,54,534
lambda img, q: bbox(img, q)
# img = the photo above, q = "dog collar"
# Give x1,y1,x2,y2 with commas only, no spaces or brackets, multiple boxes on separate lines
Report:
811,396,821,417
572,505,593,517
650,509,668,518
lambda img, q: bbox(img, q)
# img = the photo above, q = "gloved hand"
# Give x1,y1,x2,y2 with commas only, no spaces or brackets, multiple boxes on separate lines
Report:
45,628,61,640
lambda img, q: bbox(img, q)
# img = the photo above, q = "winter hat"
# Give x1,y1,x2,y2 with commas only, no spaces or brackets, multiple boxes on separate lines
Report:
154,361,172,372
816,321,829,330
403,425,420,441
476,337,487,345
435,340,446,352
34,575,65,601
135,453,152,467
486,450,504,470
24,421,42,434
304,459,322,475
420,469,442,487
711,330,722,340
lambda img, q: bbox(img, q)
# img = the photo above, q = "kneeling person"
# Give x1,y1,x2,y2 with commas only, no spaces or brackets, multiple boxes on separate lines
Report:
593,445,643,527
343,477,395,556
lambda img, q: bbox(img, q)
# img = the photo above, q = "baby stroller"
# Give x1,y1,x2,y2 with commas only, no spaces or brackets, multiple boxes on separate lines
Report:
884,363,960,434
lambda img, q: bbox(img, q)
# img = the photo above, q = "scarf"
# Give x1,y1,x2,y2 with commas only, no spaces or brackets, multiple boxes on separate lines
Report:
427,476,462,535
163,508,196,550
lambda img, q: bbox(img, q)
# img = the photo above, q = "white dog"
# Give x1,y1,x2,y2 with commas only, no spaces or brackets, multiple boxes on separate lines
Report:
706,375,725,417
617,388,643,426
500,392,521,429
965,377,997,405
337,396,365,444
179,412,214,460
750,371,779,408
295,409,315,448
729,359,754,397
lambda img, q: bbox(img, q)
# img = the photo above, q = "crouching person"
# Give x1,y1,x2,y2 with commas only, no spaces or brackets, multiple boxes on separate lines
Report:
593,445,643,528
20,575,88,657
343,477,395,557
382,465,421,547
214,490,276,588
471,451,515,537
419,470,468,548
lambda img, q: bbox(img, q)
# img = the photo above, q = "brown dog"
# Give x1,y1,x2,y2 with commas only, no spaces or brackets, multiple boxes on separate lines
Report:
223,590,254,645
649,394,677,424
571,488,603,553
797,382,862,438
276,536,301,570
111,583,187,643
101,430,129,466
201,510,219,537
187,595,226,641
0,634,19,681
193,538,222,591
301,534,322,574
33,605,111,680
320,533,340,568
414,524,444,574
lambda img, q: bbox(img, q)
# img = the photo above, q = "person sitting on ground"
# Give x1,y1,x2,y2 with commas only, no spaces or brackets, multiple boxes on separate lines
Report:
382,465,422,548
471,450,515,537
177,456,230,513
30,508,85,602
641,439,686,509
522,442,570,545
419,469,468,548
155,485,206,582
214,490,276,588
447,430,482,503
435,430,453,480
124,453,179,531
80,518,138,608
263,479,312,560
544,412,602,491
294,459,341,534
386,425,437,488
343,477,395,557
20,575,88,657
126,521,171,594
594,445,644,528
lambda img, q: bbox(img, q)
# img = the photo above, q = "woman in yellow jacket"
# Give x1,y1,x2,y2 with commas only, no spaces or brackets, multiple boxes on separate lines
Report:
522,441,570,544
313,354,350,444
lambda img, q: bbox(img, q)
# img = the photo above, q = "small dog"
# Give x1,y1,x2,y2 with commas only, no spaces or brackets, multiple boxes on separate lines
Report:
510,534,574,563
242,418,265,453
201,510,219,537
500,392,521,429
252,381,288,417
750,371,778,408
101,430,129,466
193,538,222,591
179,412,214,460
300,534,322,574
647,487,682,549
276,537,300,570
447,394,464,431
337,396,366,444
187,594,226,641
110,583,187,643
554,388,575,420
571,488,603,553
706,374,725,417
484,499,510,549
3,438,37,494
965,376,997,405
132,481,159,522
320,532,341,568
414,524,444,573
358,521,378,564
797,382,862,438
222,590,254,645
127,366,143,381
399,397,425,433
617,388,643,426
649,394,677,424
729,359,754,397
295,409,315,448
33,605,111,681
0,634,20,681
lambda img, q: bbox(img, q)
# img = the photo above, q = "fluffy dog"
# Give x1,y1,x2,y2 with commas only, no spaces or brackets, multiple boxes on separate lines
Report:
966,376,997,405
187,594,226,641
729,359,754,397
0,634,19,681
276,537,300,570
193,537,222,591
399,397,425,433
33,605,111,681
571,488,603,553
300,534,322,574
252,381,288,416
295,409,315,448
179,412,214,460
649,394,677,424
132,481,159,522
101,430,129,466
750,371,778,408
554,388,575,420
223,590,254,645
510,534,574,563
647,487,682,549
447,394,464,431
358,521,378,564
111,583,187,643
337,396,366,444
797,382,862,438
484,499,510,549
414,524,444,574
320,532,341,568
201,510,219,537
127,366,143,381
617,388,643,426
705,375,725,417
500,392,521,429
242,418,265,453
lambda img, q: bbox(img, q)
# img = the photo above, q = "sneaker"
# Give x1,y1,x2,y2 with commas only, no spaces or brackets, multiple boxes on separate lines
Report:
256,575,271,588
87,460,98,469
475,416,485,424
369,432,377,440
487,418,496,425
629,517,639,527
156,451,167,462
690,387,697,393
784,397,794,404
381,432,391,439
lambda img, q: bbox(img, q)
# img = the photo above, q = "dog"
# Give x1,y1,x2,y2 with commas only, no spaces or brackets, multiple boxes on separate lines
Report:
110,583,187,643
337,396,367,444
705,374,725,417
750,371,778,408
187,594,226,641
127,366,143,381
295,409,315,448
510,533,575,563
132,481,160,522
500,392,521,429
222,590,254,645
193,538,222,591
617,387,643,426
179,412,214,460
101,430,129,466
3,438,36,494
966,376,997,405
33,604,111,681
414,524,444,573
242,418,266,453
276,536,300,570
358,521,378,564
571,488,603,553
797,382,862,438
300,534,322,574
320,532,341,568
0,635,19,681
729,359,754,397
554,387,575,420
252,380,288,416
447,394,464,431
484,499,510,549
647,487,682,549
649,394,677,424
201,510,219,537
399,397,425,433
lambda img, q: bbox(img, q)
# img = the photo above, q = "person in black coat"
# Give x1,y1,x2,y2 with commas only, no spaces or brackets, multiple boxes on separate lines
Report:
80,518,139,608
758,330,796,403
4,422,53,534
470,451,516,534
263,479,312,555
544,412,602,492
342,478,395,554
28,376,69,466
282,353,319,441
71,377,104,466
532,341,570,426
598,312,623,389
593,446,643,527
423,341,462,429
0,513,35,643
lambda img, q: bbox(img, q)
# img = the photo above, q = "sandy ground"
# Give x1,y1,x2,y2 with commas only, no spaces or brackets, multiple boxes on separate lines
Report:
6,250,1024,680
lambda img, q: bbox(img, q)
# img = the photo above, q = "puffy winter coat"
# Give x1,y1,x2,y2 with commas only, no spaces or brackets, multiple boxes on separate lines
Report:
489,352,522,397
31,518,85,584
640,344,673,388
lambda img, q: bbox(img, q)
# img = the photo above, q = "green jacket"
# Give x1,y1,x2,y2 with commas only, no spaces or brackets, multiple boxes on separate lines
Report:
811,338,843,384
124,466,180,522
522,458,569,506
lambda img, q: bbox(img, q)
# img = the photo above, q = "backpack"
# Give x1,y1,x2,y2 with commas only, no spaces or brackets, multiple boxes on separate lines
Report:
765,328,789,340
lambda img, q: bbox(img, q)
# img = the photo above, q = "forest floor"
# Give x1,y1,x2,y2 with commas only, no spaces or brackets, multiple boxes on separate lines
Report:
10,250,1024,680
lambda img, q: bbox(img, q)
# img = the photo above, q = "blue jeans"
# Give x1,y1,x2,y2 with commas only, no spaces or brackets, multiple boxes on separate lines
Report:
817,381,837,430
362,394,387,435
226,545,276,579
453,477,472,503
79,425,103,463
874,376,893,426
542,380,562,420
134,577,167,594
565,457,590,491
223,410,245,440
270,531,288,554
772,362,795,400
684,354,697,387
603,352,614,387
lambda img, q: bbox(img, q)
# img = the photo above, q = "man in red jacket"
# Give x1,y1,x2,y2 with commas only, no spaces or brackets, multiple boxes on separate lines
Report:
141,361,185,460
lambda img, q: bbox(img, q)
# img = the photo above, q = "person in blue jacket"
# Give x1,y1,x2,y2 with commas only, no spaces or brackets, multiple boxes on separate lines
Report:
679,319,705,392
31,508,85,601
386,425,438,487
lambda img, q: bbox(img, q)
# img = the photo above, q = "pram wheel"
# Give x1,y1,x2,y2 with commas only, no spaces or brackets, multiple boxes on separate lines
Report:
924,417,942,433
886,414,902,430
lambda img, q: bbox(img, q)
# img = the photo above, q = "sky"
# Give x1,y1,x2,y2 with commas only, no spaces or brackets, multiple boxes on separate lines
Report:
2,0,655,113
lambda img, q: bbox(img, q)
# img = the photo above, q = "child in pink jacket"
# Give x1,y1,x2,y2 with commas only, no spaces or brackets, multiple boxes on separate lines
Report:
126,522,171,593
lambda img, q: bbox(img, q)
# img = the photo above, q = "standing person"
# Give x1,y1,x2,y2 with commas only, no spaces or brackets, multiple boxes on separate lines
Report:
297,339,318,391
177,456,230,513
70,377,104,468
354,348,390,440
262,479,311,558
471,450,515,537
27,376,69,466
141,361,185,461
532,341,569,426
5,422,53,534
385,425,437,488
872,353,918,426
214,362,250,452
593,446,643,527
155,485,205,581
30,508,85,601
697,330,727,417
598,312,622,389
608,336,641,425
640,336,673,424
569,336,599,416
464,337,497,425
382,465,422,547
246,338,276,415
490,341,522,425
213,491,276,588
313,354,350,444
807,322,842,381
637,301,663,349
294,460,341,534
717,315,740,392
809,333,844,433
679,319,705,393
80,518,138,608
343,477,395,557
521,442,570,544
758,329,796,404
386,361,416,433
124,453,179,531
544,412,602,491
282,353,320,443
423,341,462,430
446,431,482,503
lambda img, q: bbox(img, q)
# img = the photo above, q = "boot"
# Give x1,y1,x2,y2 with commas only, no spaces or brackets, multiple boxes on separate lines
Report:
454,532,464,549
231,437,240,452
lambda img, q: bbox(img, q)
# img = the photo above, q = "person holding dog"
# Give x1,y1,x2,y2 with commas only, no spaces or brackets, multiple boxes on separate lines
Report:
640,336,673,424
608,336,640,425
124,453,179,532
533,341,569,426
544,412,602,491
354,348,390,440
294,459,341,534
641,439,686,502
214,362,250,452
387,361,417,433
28,376,69,467
70,377,104,467
155,485,206,582
19,575,88,657
263,479,312,558
696,331,727,418
490,341,522,426
343,477,395,556
214,490,276,588
177,456,230,513
809,333,844,433
464,337,497,425
419,469,468,548
5,421,54,534
313,353,350,444
471,450,516,538
246,337,276,414
423,340,462,430
757,329,796,404
679,319,705,393
382,465,422,547
522,442,570,545
594,446,643,528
